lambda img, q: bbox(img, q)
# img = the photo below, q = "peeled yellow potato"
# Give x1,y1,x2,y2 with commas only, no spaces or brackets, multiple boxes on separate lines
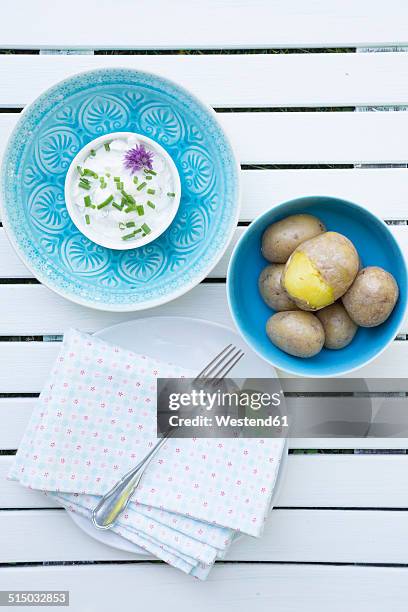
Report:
281,231,359,311
342,266,399,327
266,311,325,358
261,214,326,263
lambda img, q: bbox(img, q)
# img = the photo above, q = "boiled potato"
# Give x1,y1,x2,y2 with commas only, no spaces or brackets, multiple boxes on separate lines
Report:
281,231,359,311
258,264,298,311
266,311,325,358
316,302,358,349
261,214,326,263
342,266,399,327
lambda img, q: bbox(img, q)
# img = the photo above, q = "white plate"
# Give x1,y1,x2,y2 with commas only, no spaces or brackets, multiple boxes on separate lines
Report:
68,316,288,556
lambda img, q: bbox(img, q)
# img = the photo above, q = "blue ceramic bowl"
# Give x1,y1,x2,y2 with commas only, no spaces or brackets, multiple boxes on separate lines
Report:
1,68,240,311
227,196,408,377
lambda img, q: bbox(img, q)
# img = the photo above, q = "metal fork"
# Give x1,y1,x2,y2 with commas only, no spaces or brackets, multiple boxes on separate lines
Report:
91,344,244,530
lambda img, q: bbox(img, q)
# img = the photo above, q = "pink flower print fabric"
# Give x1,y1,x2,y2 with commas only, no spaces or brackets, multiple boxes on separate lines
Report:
10,328,285,579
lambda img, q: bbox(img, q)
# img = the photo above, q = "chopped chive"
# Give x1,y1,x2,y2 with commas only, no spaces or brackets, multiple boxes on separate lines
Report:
122,231,136,241
137,181,147,191
114,176,121,182
97,194,114,209
147,200,155,209
124,206,135,213
105,172,111,178
84,195,92,207
133,176,139,184
134,228,142,234
90,149,96,157
79,182,91,190
120,190,135,205
125,221,136,228
119,222,126,230
136,205,144,216
144,168,157,176
167,192,176,197
112,201,124,211
85,214,90,225
115,181,124,191
146,175,152,181
77,165,84,176
141,223,151,235
83,168,98,178
104,142,111,151
147,188,155,195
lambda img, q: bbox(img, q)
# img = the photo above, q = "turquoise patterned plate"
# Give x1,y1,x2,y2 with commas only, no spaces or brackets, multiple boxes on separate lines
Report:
1,69,240,311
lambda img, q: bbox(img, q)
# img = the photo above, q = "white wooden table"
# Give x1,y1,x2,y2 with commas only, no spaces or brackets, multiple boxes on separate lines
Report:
1,2,408,610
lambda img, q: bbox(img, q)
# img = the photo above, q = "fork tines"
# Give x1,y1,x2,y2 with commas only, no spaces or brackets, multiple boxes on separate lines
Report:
195,344,244,381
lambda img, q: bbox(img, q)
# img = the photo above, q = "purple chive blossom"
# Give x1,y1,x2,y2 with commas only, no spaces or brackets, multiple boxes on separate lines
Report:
123,145,154,174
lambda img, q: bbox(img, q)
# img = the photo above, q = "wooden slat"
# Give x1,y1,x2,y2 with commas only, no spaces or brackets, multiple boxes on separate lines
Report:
0,228,238,279
1,111,408,165
0,285,233,338
3,52,408,108
221,111,408,165
236,167,408,222
0,399,34,449
2,169,408,245
1,397,407,452
1,0,408,49
2,224,407,280
1,507,408,563
1,564,407,612
0,284,408,352
2,454,408,509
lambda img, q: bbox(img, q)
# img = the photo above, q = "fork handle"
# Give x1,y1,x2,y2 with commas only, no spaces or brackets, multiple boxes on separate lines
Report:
91,435,169,530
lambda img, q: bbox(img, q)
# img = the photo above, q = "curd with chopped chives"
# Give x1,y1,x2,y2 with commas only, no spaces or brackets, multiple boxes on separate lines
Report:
66,132,180,249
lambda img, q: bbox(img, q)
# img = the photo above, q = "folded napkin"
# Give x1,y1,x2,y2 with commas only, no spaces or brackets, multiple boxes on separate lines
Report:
9,329,285,578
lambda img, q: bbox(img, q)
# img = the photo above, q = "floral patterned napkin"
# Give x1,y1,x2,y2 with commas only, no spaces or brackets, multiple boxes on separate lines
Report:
9,329,285,578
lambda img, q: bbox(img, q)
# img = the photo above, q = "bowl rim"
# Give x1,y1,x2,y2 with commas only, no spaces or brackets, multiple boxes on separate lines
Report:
226,195,408,378
0,66,242,312
64,130,181,251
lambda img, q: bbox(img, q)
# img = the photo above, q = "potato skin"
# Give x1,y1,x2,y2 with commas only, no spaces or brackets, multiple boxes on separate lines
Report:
258,264,298,311
342,266,399,327
266,311,325,358
316,302,358,349
261,214,326,263
282,231,360,311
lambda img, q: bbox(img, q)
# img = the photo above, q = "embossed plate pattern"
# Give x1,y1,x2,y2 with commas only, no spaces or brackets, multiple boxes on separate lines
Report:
1,69,240,310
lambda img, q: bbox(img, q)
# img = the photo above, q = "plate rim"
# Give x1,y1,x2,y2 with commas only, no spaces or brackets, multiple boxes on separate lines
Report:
0,67,241,312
